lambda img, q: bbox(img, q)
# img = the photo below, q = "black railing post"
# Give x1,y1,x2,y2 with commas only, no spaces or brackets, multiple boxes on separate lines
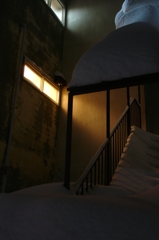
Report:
138,85,142,128
106,89,111,185
64,92,73,190
138,85,141,105
127,87,131,135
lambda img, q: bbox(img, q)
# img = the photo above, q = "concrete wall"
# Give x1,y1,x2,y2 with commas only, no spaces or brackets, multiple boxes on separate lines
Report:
0,0,64,192
56,0,146,182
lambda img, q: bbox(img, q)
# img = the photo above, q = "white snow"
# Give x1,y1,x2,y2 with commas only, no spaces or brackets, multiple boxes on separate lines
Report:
121,0,159,13
111,126,159,195
68,22,159,88
115,5,159,29
0,127,159,239
68,0,159,89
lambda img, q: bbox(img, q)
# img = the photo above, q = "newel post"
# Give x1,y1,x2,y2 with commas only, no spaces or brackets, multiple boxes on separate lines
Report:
138,85,142,128
64,91,73,189
127,87,131,135
106,89,111,185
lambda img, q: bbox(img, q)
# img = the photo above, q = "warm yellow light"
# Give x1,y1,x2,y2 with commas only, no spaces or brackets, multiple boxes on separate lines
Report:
24,65,41,89
43,80,59,104
23,63,60,105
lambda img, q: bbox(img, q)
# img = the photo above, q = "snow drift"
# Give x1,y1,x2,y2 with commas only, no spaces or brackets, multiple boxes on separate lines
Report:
68,0,159,89
68,22,159,89
0,127,159,239
115,5,159,30
121,0,159,13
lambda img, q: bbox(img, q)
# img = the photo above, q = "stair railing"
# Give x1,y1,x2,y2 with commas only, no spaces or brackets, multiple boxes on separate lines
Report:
74,98,141,195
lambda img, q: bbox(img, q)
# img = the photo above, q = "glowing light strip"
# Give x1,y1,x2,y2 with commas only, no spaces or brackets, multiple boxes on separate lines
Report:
23,64,60,105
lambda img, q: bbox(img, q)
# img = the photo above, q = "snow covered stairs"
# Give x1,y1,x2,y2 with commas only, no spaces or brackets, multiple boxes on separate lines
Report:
110,126,159,195
73,126,159,196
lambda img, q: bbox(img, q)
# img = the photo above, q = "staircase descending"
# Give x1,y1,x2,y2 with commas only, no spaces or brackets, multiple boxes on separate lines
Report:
73,125,159,196
73,98,141,195
64,73,159,196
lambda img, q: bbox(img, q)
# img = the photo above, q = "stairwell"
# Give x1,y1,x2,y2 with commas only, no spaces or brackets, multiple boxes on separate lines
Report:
72,98,142,195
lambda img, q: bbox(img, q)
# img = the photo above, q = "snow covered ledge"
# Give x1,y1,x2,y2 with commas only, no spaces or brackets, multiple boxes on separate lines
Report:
115,0,159,30
68,22,159,89
68,0,159,89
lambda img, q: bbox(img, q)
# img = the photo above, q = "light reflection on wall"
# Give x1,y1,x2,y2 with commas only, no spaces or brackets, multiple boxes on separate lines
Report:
70,88,127,181
59,85,145,182
71,92,106,181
